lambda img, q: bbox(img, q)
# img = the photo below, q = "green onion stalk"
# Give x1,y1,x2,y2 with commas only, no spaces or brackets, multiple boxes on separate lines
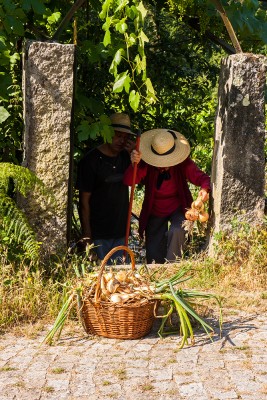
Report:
152,272,223,349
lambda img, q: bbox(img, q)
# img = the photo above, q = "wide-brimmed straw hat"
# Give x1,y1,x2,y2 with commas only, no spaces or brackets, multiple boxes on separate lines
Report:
140,128,190,167
109,113,133,135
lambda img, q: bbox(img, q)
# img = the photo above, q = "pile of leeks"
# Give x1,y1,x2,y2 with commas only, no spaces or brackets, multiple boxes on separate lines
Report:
44,265,222,348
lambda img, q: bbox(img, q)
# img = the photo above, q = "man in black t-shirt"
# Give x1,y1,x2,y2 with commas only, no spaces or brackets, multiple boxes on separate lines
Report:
76,113,134,262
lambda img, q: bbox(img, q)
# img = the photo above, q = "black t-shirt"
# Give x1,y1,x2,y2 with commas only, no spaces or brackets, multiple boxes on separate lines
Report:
76,148,130,240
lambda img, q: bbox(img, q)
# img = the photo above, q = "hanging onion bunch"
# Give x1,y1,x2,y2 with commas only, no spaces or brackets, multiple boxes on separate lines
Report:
185,195,209,223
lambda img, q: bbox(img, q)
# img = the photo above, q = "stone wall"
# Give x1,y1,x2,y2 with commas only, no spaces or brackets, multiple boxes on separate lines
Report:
21,40,75,255
209,53,266,252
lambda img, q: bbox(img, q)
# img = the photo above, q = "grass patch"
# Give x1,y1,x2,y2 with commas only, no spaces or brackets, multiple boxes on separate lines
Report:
14,381,26,388
43,386,55,393
102,380,111,386
109,394,119,399
140,381,154,391
0,366,17,372
113,368,127,380
166,389,178,395
0,253,94,333
150,222,267,314
235,345,250,351
51,367,66,374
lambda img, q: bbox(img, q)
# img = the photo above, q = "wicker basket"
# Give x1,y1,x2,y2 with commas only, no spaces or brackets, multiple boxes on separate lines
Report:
80,245,158,339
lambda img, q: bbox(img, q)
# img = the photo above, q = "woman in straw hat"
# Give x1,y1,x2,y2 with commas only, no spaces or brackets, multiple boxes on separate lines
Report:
76,113,135,263
123,129,210,263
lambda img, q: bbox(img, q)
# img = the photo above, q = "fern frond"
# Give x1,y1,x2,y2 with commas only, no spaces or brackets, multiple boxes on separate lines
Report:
0,162,58,261
0,162,54,201
0,192,40,260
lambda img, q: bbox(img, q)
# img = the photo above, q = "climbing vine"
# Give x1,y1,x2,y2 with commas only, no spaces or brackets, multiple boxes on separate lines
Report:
99,0,156,112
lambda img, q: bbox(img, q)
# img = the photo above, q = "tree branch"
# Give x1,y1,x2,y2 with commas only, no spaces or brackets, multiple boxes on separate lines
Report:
210,0,242,53
51,0,86,41
184,16,236,54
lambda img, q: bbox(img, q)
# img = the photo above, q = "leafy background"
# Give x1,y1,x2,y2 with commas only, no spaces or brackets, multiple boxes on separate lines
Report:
1,0,266,166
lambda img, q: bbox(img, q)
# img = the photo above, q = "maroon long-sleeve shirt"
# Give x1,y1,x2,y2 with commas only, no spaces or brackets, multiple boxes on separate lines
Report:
123,157,210,237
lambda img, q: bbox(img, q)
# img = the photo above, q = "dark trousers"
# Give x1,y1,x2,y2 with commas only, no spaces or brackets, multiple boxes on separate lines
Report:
145,209,186,263
94,237,125,264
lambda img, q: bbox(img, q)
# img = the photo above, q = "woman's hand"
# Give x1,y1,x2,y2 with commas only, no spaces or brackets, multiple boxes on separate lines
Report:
131,149,142,165
199,189,209,202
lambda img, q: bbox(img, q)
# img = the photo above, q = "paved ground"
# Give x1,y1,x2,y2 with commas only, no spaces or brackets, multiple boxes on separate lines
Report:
0,311,266,400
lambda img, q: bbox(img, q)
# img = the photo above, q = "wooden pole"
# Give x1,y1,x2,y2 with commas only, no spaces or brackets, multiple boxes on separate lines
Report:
73,18,78,45
124,130,141,250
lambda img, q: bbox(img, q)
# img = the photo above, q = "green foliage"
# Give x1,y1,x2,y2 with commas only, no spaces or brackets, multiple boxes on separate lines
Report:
0,0,68,162
99,0,157,111
191,142,213,174
139,7,220,156
0,193,40,261
0,2,29,161
1,0,266,162
77,114,114,143
0,163,53,262
168,0,267,52
74,2,221,161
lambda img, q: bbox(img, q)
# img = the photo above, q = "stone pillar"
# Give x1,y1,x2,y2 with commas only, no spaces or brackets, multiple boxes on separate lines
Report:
209,53,266,253
22,40,75,255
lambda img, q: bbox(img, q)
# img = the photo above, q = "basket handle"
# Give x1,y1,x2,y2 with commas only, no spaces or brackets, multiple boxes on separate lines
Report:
94,245,136,302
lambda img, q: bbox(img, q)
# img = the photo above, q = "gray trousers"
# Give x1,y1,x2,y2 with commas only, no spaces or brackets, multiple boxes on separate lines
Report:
145,209,186,263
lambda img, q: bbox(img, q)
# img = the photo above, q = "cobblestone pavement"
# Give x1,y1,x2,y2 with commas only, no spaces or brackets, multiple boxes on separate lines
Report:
0,312,266,400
